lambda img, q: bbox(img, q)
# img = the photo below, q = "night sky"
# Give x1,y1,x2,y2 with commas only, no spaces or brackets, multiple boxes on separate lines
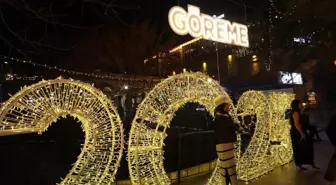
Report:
1,0,269,75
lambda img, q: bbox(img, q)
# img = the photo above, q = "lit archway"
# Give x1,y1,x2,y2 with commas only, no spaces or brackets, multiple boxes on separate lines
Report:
127,72,231,184
0,78,124,184
268,93,294,166
128,72,295,184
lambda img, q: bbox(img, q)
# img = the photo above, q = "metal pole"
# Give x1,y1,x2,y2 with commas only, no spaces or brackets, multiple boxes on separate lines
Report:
0,23,3,102
244,0,248,23
177,133,182,184
0,63,3,102
216,42,220,83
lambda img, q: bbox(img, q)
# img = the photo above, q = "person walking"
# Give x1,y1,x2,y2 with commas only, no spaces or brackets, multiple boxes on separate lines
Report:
325,113,336,184
290,100,320,170
214,95,239,185
301,108,322,141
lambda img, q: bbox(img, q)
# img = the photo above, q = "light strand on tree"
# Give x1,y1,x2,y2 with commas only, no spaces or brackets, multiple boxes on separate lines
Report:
267,4,274,71
270,0,298,17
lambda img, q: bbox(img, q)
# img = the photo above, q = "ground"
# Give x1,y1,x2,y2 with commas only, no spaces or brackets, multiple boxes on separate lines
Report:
176,133,334,185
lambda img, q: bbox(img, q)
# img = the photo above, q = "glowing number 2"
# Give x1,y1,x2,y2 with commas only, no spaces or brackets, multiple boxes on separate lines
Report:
0,78,124,185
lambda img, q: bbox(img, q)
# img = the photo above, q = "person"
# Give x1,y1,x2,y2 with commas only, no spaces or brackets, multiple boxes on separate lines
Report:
325,113,336,184
214,95,239,185
290,99,320,170
301,108,322,141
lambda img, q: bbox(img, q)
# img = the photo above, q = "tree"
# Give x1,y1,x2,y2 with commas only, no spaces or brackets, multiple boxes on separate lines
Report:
270,0,336,107
63,20,173,75
0,0,136,64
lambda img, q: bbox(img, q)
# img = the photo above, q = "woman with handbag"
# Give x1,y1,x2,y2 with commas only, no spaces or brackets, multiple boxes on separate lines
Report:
325,113,336,184
290,100,320,170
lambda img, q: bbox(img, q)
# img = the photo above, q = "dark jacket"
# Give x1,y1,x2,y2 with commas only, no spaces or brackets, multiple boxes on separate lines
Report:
327,114,336,148
214,111,239,144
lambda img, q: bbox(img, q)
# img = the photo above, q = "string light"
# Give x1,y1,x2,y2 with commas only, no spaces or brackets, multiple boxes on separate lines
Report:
127,72,295,184
270,0,298,17
267,5,274,71
2,56,162,82
268,93,294,166
0,72,294,184
127,72,228,185
0,77,124,184
5,73,42,81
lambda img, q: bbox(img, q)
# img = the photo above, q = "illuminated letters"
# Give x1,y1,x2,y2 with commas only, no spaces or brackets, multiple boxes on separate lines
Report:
168,5,249,47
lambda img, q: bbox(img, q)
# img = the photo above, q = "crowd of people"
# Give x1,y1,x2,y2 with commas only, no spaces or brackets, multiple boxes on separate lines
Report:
213,95,336,185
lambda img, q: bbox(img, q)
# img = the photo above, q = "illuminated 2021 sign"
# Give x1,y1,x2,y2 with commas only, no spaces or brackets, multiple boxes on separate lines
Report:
168,5,249,47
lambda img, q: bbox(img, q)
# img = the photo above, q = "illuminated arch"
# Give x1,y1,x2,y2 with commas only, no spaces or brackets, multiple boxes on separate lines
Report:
268,92,294,166
234,91,270,181
127,72,294,184
208,91,294,183
127,72,229,184
0,78,124,184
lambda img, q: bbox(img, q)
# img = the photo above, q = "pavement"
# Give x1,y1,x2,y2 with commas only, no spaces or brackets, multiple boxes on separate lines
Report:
176,133,334,185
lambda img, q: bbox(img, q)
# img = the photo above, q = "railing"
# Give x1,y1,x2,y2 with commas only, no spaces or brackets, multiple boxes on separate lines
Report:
176,130,216,184
116,130,217,185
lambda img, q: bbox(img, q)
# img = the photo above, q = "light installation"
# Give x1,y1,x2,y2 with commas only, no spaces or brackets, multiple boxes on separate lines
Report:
0,77,124,185
127,72,228,184
168,5,249,47
128,72,294,184
0,73,294,184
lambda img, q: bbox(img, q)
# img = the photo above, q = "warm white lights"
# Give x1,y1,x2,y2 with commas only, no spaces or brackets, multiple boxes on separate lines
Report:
0,73,294,185
128,72,228,185
203,62,207,72
0,78,124,184
168,5,249,47
127,72,294,184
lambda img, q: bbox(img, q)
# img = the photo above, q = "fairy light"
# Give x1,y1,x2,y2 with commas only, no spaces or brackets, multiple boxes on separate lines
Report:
127,72,295,184
5,73,42,81
0,77,124,184
127,72,228,185
267,5,273,71
0,71,294,184
2,56,162,82
268,92,294,166
270,0,298,17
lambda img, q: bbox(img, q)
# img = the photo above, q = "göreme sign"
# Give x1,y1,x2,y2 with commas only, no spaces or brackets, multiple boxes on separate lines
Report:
168,5,249,47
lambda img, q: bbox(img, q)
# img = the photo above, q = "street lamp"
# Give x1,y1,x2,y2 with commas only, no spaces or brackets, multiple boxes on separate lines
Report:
252,55,258,62
202,62,207,72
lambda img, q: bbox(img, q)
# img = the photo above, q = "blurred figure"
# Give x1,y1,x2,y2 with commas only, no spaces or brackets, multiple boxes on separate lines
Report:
325,113,336,184
290,100,320,170
302,108,322,141
214,95,239,185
